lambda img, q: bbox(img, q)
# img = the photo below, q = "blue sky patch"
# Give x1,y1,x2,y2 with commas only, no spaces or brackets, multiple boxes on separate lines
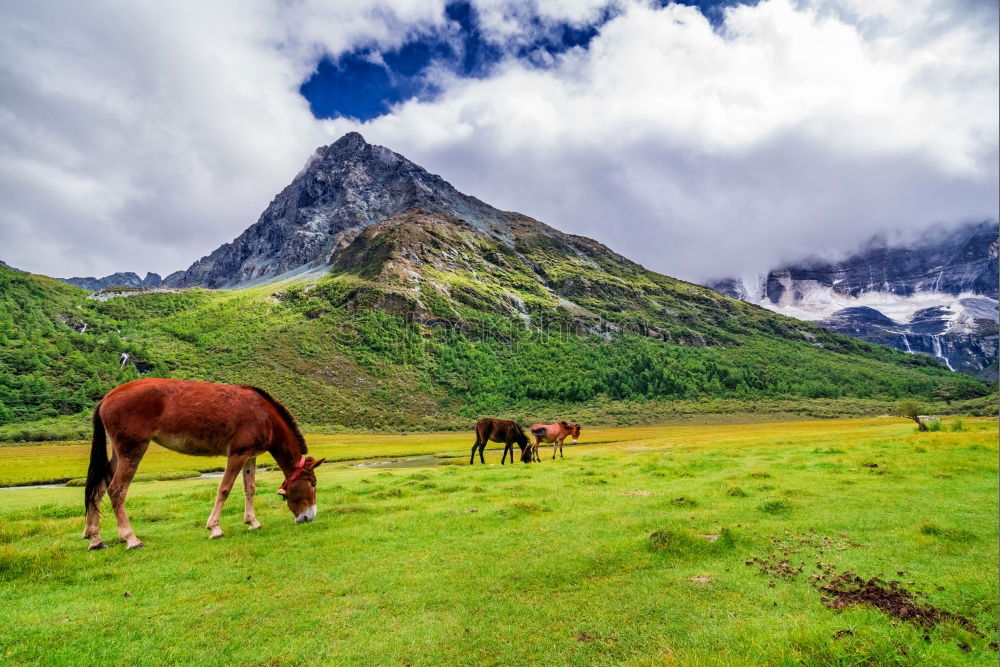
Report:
299,1,753,121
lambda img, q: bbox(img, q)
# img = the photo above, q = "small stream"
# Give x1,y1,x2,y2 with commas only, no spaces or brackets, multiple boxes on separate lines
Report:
0,457,452,491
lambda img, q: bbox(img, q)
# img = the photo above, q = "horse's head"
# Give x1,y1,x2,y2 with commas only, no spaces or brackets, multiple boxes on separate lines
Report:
569,423,581,443
516,428,529,449
277,456,326,523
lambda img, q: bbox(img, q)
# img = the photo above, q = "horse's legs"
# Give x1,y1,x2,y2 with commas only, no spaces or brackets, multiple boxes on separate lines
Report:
559,437,565,458
470,437,481,465
478,440,486,465
206,452,251,539
107,442,149,550
242,456,261,531
502,441,511,465
83,451,117,549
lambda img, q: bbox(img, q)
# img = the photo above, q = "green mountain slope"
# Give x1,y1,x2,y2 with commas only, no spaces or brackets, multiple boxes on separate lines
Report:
0,206,990,434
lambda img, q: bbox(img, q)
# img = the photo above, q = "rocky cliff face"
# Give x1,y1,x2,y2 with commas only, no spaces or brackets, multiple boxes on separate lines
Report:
59,272,162,291
163,132,516,288
708,221,999,378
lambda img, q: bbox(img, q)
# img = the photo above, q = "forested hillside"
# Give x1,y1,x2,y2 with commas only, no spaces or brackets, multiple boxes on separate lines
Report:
1,248,990,437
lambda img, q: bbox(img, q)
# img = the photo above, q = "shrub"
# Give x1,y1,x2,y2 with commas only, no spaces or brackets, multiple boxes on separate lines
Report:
949,419,965,432
648,526,735,557
758,499,793,514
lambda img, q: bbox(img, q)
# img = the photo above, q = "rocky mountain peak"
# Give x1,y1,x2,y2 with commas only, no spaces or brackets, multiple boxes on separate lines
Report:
329,130,367,151
162,133,515,288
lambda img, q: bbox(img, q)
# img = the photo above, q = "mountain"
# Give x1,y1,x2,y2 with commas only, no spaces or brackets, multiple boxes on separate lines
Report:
59,272,163,291
163,132,516,288
0,134,992,431
707,221,999,379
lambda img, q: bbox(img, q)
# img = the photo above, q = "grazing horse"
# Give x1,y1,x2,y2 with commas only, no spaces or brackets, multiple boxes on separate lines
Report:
526,422,582,461
83,378,325,550
470,418,529,465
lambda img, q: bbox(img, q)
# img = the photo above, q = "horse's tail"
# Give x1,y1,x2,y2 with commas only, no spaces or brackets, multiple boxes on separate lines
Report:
531,427,547,438
84,402,110,514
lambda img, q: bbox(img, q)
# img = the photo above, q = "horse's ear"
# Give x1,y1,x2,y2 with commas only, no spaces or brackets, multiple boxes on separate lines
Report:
308,457,326,470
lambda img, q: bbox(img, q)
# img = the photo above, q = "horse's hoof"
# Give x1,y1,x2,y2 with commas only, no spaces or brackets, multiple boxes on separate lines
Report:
126,541,144,550
88,541,108,551
246,522,261,531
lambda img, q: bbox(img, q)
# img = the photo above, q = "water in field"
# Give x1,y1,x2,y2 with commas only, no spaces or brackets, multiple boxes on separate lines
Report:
350,455,453,469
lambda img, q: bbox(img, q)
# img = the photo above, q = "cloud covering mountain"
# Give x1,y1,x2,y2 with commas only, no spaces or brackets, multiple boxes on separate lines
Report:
1,0,996,282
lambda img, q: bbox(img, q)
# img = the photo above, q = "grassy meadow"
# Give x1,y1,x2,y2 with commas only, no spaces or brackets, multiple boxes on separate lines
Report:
0,417,997,665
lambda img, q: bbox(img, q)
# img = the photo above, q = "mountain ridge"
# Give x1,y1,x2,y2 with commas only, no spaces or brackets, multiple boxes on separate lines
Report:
59,272,163,291
707,221,999,378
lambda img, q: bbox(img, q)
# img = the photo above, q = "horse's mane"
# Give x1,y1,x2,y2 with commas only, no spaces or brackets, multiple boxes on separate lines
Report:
243,386,308,454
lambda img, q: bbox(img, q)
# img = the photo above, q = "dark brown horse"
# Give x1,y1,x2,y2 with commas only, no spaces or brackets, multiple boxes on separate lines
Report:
525,421,582,462
470,418,529,465
83,378,325,550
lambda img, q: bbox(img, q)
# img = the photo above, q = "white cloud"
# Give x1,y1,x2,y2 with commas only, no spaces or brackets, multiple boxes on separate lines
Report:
0,0,996,281
352,0,998,280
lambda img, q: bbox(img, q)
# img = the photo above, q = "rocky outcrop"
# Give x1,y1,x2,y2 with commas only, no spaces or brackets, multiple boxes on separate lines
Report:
163,132,517,288
59,272,162,291
707,221,999,377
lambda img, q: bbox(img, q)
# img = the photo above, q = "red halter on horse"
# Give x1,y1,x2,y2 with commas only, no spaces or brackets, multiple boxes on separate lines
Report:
83,378,325,550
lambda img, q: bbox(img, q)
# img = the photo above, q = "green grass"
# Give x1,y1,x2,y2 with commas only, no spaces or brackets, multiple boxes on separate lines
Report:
0,418,996,664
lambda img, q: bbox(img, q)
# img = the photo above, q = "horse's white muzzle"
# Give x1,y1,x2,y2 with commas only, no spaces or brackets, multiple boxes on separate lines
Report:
296,505,317,523
572,438,579,444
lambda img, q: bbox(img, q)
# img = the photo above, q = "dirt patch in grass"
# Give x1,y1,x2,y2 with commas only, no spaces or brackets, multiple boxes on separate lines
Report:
670,496,698,507
745,554,803,580
726,486,748,497
816,569,981,635
747,532,983,643
746,532,859,580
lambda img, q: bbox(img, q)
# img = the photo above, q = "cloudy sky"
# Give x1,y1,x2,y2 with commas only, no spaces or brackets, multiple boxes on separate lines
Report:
1,0,997,283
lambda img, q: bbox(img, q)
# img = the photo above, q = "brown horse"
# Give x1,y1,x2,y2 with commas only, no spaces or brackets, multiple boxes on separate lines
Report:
83,378,325,550
470,418,529,465
526,422,582,462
